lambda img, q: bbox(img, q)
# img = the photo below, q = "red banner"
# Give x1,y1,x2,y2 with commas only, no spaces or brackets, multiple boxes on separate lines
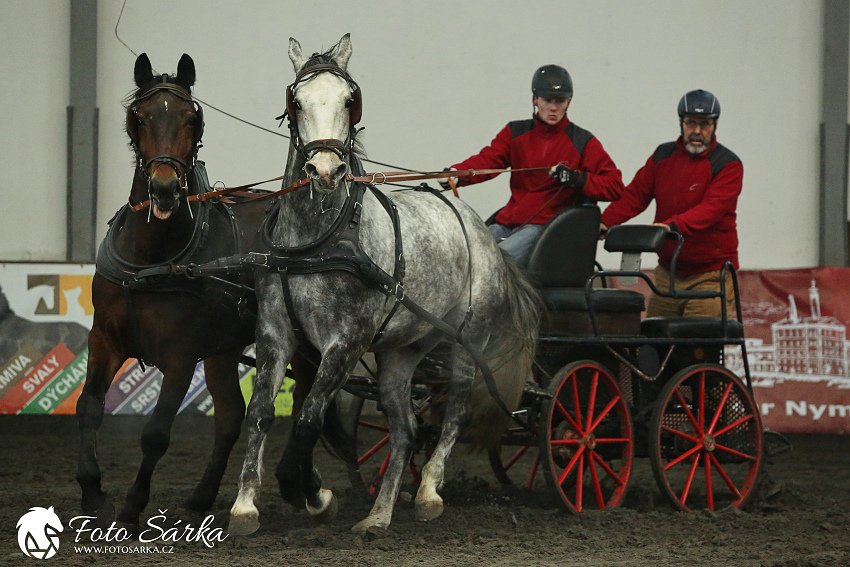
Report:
726,267,850,434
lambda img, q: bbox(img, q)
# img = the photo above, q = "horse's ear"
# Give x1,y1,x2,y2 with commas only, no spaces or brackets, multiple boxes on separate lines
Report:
134,53,153,88
176,54,196,90
333,33,352,71
288,38,304,74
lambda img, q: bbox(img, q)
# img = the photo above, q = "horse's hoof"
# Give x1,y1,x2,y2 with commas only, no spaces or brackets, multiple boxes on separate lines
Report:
116,508,141,529
306,489,338,523
227,512,260,536
415,498,444,522
351,518,389,538
185,491,215,514
88,499,116,528
115,520,140,539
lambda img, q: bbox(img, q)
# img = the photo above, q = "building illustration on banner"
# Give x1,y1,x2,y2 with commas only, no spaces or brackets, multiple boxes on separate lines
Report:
726,280,850,389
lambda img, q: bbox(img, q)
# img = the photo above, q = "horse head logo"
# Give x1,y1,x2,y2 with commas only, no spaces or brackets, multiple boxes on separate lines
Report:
16,506,63,559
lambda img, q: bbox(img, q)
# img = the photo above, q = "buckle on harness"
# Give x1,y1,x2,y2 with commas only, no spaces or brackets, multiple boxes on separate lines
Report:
392,282,405,301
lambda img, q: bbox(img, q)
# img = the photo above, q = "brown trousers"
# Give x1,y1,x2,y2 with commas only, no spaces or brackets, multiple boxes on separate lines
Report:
647,266,737,319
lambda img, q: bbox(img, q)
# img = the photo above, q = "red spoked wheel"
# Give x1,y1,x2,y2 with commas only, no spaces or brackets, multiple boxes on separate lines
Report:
342,394,432,500
649,363,763,512
488,436,542,489
539,361,633,513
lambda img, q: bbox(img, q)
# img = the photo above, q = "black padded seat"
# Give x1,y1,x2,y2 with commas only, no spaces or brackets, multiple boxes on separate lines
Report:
520,204,649,336
539,288,645,336
541,288,645,313
641,317,744,339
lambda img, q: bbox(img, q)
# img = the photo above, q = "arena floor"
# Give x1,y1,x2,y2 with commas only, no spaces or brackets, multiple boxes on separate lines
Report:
1,414,848,566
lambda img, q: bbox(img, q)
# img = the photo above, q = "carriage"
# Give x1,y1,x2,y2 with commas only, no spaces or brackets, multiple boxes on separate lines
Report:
335,200,763,514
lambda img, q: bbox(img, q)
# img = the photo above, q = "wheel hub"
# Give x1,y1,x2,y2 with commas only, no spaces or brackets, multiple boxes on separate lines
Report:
553,424,579,464
702,434,716,452
582,433,597,450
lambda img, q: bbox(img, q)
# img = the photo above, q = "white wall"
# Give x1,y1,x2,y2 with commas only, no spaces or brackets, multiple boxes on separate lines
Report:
0,0,832,269
0,1,69,261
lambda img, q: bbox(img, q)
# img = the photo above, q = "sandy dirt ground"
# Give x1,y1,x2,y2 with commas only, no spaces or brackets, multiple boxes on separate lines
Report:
1,414,849,567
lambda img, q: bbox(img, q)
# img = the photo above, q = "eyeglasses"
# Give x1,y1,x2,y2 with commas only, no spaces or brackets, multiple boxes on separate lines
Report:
682,118,715,130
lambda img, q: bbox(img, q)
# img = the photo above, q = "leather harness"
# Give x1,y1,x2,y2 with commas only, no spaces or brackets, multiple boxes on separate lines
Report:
96,162,250,367
186,173,519,423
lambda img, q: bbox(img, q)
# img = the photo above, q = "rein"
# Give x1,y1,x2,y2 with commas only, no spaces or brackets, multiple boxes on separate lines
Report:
127,166,555,212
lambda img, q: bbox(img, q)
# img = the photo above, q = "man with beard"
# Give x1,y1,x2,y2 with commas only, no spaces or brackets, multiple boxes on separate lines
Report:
440,64,623,266
599,89,742,318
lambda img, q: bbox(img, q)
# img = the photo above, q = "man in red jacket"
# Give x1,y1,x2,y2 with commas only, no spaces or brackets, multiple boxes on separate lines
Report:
600,89,743,319
441,65,623,266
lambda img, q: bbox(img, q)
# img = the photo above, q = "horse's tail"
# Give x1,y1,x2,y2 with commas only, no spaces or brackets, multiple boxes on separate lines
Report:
466,250,542,449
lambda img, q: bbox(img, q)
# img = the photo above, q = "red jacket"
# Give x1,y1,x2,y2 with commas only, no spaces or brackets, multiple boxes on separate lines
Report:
452,115,623,226
600,136,743,276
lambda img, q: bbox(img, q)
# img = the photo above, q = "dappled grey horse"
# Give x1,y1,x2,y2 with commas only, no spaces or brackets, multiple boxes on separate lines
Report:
228,34,540,535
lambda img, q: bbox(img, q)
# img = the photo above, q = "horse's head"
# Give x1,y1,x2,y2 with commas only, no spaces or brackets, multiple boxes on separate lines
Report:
127,53,204,220
287,34,361,192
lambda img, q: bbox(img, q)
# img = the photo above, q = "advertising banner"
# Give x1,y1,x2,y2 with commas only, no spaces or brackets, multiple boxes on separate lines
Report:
1,262,849,433
0,263,294,416
724,268,850,434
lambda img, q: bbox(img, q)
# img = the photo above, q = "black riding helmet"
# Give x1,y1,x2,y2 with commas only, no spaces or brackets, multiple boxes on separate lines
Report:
678,89,720,119
532,65,573,99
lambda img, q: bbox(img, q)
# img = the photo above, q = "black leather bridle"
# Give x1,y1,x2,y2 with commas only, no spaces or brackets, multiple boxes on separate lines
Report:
126,80,205,193
277,62,362,160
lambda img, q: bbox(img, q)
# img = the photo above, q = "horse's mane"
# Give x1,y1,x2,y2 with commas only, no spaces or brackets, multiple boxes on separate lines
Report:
121,73,182,109
302,49,337,71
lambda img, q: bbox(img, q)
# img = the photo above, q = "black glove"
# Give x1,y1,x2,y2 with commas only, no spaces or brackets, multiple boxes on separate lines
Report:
438,167,458,190
549,164,585,189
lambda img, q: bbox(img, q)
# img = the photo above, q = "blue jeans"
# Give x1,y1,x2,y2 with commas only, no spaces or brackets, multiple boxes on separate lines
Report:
488,223,544,267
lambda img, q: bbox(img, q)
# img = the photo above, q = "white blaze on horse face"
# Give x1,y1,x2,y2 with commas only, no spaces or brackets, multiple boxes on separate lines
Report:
297,73,351,191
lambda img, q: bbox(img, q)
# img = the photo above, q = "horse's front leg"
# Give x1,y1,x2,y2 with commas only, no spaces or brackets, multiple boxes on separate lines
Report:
351,348,422,535
76,327,124,520
274,349,319,507
229,271,296,535
117,358,196,526
287,340,369,522
185,349,246,513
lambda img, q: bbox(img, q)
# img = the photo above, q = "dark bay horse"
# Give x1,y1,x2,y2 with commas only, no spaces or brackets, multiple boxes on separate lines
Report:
76,53,295,526
228,34,540,535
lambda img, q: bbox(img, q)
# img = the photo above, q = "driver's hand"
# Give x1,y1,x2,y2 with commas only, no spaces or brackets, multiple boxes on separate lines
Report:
549,164,582,188
438,168,458,190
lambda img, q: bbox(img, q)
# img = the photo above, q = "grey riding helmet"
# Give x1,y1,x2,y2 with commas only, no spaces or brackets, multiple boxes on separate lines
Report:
678,89,720,118
532,65,573,99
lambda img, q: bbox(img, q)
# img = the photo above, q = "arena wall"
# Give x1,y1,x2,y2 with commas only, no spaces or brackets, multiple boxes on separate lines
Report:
0,1,836,270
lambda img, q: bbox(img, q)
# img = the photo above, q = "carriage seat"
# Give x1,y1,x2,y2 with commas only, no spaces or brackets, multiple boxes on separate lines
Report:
523,204,645,336
641,317,743,340
603,224,743,342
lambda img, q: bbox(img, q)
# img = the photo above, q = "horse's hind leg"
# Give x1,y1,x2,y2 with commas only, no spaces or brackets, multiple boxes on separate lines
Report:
185,349,246,513
415,338,480,522
352,349,421,535
76,329,124,519
229,272,296,535
117,359,196,526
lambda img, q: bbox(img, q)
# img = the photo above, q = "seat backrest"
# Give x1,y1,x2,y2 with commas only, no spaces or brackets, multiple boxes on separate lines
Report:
526,204,601,288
